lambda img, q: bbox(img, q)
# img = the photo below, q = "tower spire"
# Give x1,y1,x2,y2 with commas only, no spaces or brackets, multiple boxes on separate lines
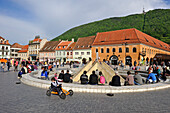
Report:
143,6,146,15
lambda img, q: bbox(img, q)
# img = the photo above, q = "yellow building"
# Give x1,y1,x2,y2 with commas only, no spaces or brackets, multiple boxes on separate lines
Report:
92,28,170,66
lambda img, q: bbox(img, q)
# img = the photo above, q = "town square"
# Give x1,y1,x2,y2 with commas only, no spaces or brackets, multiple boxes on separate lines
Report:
0,0,170,113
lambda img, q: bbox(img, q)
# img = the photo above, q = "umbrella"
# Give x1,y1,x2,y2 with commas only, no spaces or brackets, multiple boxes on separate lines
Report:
0,59,7,63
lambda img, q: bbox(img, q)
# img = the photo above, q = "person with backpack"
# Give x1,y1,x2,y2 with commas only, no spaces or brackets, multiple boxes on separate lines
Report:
80,71,88,84
98,71,106,85
89,71,98,85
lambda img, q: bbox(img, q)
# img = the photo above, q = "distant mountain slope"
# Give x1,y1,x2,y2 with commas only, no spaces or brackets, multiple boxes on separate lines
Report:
52,9,170,44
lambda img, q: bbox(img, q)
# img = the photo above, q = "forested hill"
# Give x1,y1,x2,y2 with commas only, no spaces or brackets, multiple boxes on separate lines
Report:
52,9,170,44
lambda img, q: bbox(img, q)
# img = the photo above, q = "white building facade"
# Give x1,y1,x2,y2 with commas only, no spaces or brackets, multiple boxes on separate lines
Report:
0,36,11,59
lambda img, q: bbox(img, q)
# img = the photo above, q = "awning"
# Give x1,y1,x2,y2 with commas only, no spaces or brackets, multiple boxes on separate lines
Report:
0,59,7,63
29,54,37,56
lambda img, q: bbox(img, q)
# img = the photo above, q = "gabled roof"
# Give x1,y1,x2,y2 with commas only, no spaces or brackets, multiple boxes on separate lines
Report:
0,36,5,40
0,36,10,45
66,42,76,50
74,36,95,50
18,45,28,53
92,28,170,52
56,41,73,50
33,38,42,42
22,45,29,50
11,43,24,48
40,41,61,52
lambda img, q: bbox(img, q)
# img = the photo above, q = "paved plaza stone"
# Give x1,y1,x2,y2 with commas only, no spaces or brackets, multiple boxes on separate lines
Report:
0,71,170,113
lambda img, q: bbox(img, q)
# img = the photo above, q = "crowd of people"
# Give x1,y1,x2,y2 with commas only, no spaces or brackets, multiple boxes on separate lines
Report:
1,58,170,88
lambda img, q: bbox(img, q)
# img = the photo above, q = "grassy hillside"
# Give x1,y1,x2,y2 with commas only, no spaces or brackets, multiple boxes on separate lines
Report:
52,9,170,44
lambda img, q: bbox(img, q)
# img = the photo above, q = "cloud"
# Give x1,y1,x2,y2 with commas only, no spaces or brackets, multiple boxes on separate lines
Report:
1,0,169,44
0,14,46,45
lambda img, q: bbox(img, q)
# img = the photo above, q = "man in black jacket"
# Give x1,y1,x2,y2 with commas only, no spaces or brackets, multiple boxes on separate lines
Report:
80,71,88,84
89,71,98,85
110,72,121,86
63,70,73,83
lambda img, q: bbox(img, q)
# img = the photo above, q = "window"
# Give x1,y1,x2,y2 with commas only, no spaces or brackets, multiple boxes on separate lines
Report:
101,48,104,53
87,52,90,55
96,48,98,53
112,48,115,52
144,37,149,42
81,52,84,55
60,52,61,55
70,52,73,55
67,52,69,55
126,47,129,53
119,48,122,53
63,52,65,55
133,47,137,53
107,48,109,53
63,46,65,48
75,52,79,55
6,47,8,50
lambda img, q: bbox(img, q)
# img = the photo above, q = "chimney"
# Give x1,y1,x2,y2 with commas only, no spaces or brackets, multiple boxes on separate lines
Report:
72,38,74,42
59,39,61,41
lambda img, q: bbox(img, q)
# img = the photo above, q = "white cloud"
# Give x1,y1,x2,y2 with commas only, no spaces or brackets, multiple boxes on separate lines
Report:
1,0,169,44
0,15,47,45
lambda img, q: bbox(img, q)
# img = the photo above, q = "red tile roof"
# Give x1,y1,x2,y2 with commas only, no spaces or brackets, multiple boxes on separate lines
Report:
0,36,10,45
74,36,95,50
56,41,73,50
21,45,29,50
0,36,5,40
18,50,27,53
66,42,76,50
92,28,170,52
33,38,42,42
18,45,28,53
11,43,24,48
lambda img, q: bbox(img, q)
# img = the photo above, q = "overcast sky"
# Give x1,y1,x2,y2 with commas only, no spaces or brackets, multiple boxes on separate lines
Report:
0,0,169,45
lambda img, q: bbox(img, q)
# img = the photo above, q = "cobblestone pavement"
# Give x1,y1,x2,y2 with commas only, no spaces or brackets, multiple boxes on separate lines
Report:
0,71,170,113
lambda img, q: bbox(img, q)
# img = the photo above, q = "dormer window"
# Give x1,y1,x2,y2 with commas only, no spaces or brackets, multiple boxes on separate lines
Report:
144,37,149,42
159,43,162,47
152,40,156,45
63,46,65,48
77,46,79,48
58,46,60,48
81,46,84,48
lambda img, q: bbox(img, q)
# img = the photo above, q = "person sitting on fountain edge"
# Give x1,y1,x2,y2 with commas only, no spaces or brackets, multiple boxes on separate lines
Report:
63,70,73,83
80,71,88,84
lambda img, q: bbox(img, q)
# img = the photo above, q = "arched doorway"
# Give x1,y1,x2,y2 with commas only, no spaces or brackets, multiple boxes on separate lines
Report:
109,55,118,65
126,56,132,65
